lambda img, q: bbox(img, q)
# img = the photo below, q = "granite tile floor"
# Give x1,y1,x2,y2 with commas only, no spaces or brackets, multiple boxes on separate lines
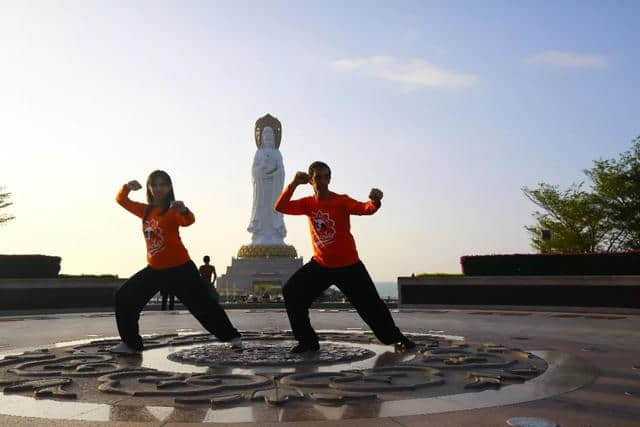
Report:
1,306,639,426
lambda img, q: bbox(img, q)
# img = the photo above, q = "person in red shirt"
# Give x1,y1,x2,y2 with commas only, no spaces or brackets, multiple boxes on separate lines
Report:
275,161,416,353
111,170,242,354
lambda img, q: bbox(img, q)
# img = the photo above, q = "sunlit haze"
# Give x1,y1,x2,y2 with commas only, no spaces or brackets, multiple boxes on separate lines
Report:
1,1,638,280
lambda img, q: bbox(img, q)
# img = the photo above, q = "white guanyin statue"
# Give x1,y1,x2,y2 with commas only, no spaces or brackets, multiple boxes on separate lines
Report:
247,114,287,245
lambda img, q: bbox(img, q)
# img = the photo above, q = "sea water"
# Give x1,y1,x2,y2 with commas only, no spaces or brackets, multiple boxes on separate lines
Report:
374,281,398,299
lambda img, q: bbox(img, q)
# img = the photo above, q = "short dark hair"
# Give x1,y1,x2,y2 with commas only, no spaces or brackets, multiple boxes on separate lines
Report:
308,161,331,178
203,255,210,263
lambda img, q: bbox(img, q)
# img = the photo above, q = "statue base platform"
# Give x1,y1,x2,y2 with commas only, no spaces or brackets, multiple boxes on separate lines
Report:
217,245,303,297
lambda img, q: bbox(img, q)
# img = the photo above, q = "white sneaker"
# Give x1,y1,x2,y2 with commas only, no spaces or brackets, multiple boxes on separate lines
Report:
109,341,141,355
229,337,243,349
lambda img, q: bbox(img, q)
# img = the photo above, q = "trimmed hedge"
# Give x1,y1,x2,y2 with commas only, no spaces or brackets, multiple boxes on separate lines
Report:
58,274,118,279
460,252,640,276
0,255,61,278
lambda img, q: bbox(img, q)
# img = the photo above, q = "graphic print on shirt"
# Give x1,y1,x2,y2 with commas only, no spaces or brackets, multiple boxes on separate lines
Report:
310,210,336,248
143,218,165,256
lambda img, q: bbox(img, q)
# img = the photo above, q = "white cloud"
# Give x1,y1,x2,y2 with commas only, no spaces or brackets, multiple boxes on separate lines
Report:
330,56,478,89
526,51,608,69
331,56,394,72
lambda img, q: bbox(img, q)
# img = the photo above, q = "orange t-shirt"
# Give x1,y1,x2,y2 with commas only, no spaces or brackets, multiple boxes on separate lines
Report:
275,186,380,268
116,185,195,270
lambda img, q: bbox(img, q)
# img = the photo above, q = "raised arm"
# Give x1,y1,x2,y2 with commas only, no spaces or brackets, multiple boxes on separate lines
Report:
345,188,383,215
116,180,146,218
274,171,310,215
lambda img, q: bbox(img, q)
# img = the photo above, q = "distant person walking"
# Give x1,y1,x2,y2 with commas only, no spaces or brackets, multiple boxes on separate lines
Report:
111,170,242,354
275,161,416,353
160,289,175,311
199,255,219,302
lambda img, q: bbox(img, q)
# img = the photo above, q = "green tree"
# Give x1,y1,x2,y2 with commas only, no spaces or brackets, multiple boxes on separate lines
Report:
522,183,607,253
0,187,14,225
523,135,640,253
585,136,640,250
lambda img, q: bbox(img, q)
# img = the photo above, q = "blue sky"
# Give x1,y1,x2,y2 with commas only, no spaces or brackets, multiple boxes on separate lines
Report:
1,1,638,280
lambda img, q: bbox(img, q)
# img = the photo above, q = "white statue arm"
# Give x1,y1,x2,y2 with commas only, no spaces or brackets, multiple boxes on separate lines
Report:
265,166,279,175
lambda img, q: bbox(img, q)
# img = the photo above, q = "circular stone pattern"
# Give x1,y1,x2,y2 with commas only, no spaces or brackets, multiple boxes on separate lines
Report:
1,330,573,422
168,340,375,367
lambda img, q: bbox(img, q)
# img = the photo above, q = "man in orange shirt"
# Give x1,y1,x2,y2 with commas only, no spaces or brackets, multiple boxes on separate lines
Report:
275,161,416,353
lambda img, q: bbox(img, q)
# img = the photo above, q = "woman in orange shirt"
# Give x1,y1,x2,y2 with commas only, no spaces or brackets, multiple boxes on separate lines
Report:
111,170,242,354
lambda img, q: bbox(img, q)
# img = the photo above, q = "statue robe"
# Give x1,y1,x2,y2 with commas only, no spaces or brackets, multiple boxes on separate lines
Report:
248,146,286,245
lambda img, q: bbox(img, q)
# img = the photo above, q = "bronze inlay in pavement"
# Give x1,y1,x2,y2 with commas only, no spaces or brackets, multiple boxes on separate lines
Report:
0,331,596,423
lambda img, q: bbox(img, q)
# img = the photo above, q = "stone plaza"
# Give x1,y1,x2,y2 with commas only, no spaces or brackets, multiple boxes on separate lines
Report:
1,305,639,426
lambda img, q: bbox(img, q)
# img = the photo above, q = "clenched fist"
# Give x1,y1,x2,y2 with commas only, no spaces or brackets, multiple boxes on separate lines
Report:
291,171,310,186
369,188,383,202
126,180,142,191
170,200,188,214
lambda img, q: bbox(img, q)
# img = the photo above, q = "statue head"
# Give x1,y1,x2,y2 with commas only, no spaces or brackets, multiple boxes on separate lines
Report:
261,127,276,149
255,113,282,149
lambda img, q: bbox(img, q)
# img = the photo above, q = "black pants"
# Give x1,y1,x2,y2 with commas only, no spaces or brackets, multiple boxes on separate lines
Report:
114,261,240,350
160,290,175,310
283,259,404,346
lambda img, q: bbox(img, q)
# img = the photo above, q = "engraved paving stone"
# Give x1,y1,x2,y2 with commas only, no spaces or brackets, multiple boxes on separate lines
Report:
0,331,549,413
168,340,375,367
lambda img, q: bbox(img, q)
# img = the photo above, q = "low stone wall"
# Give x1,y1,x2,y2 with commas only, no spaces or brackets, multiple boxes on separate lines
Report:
0,278,125,310
397,275,640,309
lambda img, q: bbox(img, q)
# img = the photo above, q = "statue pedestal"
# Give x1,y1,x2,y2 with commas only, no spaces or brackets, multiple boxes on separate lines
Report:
217,245,303,298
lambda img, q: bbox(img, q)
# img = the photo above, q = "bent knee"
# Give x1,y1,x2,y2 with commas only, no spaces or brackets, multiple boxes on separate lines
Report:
283,281,301,303
282,284,292,301
114,284,133,307
114,286,124,304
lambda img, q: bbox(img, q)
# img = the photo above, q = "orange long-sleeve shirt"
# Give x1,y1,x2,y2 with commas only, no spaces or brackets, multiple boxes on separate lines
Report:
116,185,195,270
275,185,380,268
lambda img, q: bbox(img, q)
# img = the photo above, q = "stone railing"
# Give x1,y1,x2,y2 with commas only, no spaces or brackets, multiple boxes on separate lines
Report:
397,275,640,309
0,278,125,310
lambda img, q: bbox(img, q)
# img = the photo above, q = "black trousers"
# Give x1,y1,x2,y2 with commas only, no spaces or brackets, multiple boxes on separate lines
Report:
283,259,404,346
160,290,175,310
114,261,240,350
